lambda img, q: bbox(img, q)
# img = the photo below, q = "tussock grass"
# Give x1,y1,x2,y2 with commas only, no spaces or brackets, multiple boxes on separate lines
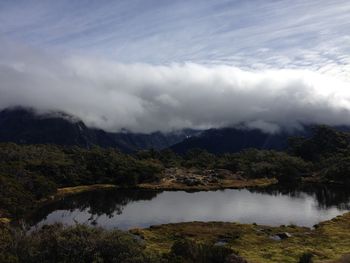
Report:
132,213,350,263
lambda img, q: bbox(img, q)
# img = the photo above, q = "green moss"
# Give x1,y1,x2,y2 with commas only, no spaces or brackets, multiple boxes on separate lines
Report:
132,213,350,263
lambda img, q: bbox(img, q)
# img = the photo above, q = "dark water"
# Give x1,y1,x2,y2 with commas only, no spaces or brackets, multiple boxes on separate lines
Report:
29,185,350,230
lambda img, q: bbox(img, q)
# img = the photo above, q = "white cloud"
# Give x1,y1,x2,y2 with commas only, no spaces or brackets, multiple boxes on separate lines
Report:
1,44,350,133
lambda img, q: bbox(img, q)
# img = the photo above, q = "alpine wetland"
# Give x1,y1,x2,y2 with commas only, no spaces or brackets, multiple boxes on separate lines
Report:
1,1,350,262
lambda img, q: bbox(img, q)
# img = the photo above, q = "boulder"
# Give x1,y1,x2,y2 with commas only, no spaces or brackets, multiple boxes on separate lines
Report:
225,253,248,263
276,232,292,239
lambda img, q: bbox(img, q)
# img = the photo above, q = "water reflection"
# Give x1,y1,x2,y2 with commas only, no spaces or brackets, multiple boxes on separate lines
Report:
29,189,159,229
251,184,350,210
29,185,350,230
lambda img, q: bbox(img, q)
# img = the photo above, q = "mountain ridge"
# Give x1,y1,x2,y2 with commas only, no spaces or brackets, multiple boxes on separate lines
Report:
2,107,349,154
0,107,197,152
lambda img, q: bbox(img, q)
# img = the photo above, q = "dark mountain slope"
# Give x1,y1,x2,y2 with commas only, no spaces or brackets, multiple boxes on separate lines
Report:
110,130,196,151
170,127,312,154
3,107,348,155
0,108,196,152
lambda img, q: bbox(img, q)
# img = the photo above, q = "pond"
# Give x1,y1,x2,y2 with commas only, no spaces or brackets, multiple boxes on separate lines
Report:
28,185,350,230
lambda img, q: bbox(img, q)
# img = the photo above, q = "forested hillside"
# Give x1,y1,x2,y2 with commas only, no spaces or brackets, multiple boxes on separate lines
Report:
1,125,350,221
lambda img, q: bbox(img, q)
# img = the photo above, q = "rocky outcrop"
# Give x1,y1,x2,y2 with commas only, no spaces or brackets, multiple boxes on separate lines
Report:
163,168,245,186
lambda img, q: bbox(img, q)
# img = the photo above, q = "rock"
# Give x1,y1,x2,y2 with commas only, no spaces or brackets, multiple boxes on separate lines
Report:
214,237,231,246
179,177,202,186
214,240,228,246
130,234,145,244
208,177,219,183
276,232,292,239
225,253,248,263
270,235,282,241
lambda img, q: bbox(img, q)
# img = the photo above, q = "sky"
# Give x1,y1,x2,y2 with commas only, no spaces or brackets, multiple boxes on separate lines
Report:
1,0,350,133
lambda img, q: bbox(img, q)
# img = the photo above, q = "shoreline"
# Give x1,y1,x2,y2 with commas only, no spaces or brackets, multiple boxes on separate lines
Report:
4,181,350,262
131,212,350,263
4,178,339,226
3,178,276,225
137,177,276,191
37,184,119,205
49,177,277,200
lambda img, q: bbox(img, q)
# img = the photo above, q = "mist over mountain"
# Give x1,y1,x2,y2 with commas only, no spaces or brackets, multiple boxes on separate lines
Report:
2,43,350,135
0,107,197,152
4,107,349,155
1,1,350,146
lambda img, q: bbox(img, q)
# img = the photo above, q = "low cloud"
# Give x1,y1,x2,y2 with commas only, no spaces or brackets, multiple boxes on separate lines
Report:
1,44,350,133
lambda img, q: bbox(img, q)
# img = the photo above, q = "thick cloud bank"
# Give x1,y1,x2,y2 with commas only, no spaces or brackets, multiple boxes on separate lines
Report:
1,46,350,133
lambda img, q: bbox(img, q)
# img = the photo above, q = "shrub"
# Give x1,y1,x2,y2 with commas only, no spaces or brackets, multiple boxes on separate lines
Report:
299,252,313,263
170,238,234,263
17,224,159,263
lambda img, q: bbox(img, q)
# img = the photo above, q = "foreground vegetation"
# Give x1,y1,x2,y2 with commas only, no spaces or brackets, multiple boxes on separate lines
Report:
1,125,350,262
132,212,350,263
0,223,246,263
1,213,349,263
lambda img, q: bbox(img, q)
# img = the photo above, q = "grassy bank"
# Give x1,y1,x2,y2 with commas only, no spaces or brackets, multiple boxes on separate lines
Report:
131,212,350,263
46,177,276,201
36,184,119,205
137,177,276,191
55,184,118,198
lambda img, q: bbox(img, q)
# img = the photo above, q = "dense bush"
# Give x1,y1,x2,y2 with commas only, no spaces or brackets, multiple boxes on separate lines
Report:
168,238,235,263
182,148,217,169
143,147,311,184
0,224,161,263
229,149,310,183
0,143,163,218
0,174,43,218
0,143,163,187
0,225,247,263
0,224,18,263
321,156,350,184
298,252,313,263
289,126,350,161
136,148,182,165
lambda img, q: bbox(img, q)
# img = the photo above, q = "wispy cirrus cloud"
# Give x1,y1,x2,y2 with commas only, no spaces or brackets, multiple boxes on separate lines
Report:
1,1,350,73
